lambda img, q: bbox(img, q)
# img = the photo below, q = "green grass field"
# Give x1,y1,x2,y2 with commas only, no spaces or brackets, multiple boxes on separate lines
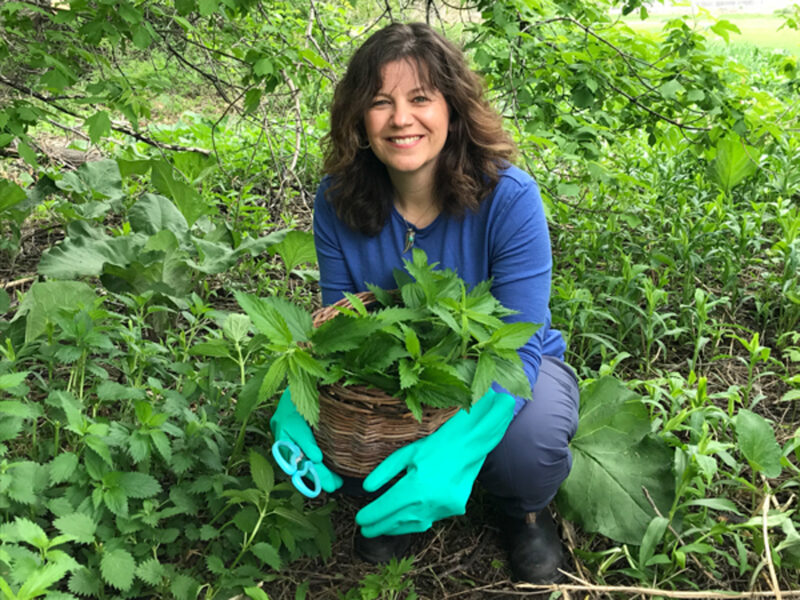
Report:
624,13,800,54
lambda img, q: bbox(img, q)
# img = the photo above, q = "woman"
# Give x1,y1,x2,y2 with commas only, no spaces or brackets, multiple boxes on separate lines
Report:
270,22,580,584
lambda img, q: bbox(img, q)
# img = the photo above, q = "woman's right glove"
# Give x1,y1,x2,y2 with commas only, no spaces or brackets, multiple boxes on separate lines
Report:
269,388,343,493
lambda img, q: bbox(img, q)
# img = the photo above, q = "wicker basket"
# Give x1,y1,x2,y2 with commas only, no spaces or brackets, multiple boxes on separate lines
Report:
311,292,459,478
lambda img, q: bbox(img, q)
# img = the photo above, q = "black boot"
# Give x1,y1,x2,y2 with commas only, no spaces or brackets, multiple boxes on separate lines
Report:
502,509,565,583
354,531,413,564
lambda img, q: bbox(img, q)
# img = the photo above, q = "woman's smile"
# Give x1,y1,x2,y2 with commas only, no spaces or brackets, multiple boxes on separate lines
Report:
364,59,450,187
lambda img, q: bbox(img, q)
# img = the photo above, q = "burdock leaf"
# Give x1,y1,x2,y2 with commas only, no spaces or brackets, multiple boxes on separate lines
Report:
556,377,675,545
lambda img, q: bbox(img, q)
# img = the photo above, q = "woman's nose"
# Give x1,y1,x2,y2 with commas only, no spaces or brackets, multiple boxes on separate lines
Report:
390,101,412,127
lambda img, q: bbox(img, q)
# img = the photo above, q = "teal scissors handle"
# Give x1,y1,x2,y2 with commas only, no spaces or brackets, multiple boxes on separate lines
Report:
271,440,321,498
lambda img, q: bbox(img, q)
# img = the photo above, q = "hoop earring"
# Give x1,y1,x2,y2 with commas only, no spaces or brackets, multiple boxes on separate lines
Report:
358,140,371,150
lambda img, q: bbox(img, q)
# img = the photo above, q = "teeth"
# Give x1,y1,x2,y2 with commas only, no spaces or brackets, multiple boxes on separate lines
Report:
390,136,421,145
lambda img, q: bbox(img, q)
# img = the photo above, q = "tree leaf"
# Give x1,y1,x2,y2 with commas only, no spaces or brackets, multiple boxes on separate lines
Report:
733,409,782,478
85,110,111,144
556,377,675,545
100,548,135,591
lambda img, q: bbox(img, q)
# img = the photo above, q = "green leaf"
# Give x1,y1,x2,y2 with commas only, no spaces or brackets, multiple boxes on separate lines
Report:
171,574,200,600
100,548,135,591
556,377,675,544
129,193,189,237
0,288,9,314
251,542,283,571
270,230,316,272
151,161,211,227
245,586,271,600
710,135,758,194
249,450,274,494
487,322,540,350
0,371,30,392
471,352,496,401
49,452,79,484
85,110,111,144
659,78,685,100
0,179,27,213
13,517,48,548
69,568,101,596
639,516,669,567
103,487,129,517
53,513,97,544
118,472,162,498
13,281,96,343
135,557,165,585
224,313,251,344
0,399,39,417
234,292,294,345
733,409,782,478
710,19,741,42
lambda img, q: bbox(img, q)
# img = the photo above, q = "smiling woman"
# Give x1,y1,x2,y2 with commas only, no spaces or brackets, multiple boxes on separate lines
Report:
268,22,581,585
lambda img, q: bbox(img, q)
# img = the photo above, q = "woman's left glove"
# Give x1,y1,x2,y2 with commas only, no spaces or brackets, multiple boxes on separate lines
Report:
355,388,515,537
270,388,343,493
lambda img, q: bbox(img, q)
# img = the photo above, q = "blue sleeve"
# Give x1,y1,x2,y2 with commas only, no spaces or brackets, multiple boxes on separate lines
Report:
312,182,357,306
487,177,553,415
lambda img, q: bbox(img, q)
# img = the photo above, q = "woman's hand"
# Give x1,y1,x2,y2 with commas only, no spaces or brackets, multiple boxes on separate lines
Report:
270,388,343,493
355,389,515,537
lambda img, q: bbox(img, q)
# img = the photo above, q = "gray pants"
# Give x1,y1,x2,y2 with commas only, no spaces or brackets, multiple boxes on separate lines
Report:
478,355,580,518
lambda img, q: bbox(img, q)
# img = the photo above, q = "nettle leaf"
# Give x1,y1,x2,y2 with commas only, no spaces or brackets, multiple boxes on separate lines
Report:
96,380,147,402
12,517,48,548
103,487,129,517
556,377,675,545
249,450,274,494
50,452,79,484
53,513,96,544
69,568,101,597
733,409,783,478
251,541,283,571
100,548,135,591
486,322,540,350
118,472,162,498
234,292,296,345
0,372,30,392
311,314,384,354
471,352,496,401
136,557,165,585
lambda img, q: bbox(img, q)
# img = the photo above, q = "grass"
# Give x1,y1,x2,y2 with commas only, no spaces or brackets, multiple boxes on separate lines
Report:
623,13,800,54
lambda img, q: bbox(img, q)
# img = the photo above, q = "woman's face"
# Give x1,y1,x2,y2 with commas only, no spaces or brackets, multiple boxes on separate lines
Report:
363,59,450,188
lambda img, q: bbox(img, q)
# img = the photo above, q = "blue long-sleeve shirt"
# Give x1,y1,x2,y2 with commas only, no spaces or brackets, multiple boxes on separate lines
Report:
312,164,567,415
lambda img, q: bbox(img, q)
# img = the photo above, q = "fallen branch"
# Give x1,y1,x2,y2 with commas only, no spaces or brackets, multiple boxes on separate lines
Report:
762,494,783,600
0,75,210,156
513,582,800,599
1,277,35,290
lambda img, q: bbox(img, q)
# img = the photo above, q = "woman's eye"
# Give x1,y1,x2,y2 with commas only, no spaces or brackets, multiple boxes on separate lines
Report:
413,96,429,103
371,99,389,107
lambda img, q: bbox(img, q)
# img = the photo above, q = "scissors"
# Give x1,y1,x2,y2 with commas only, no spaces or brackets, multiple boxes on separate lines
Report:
271,440,321,498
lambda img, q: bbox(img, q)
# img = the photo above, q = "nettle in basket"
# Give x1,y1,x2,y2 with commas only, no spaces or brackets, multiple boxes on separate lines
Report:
235,249,540,425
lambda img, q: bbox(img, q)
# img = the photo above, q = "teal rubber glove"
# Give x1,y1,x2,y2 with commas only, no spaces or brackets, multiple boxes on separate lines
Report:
355,388,515,537
269,388,343,493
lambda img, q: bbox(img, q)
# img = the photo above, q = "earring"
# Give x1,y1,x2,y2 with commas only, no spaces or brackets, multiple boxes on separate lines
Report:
358,140,371,150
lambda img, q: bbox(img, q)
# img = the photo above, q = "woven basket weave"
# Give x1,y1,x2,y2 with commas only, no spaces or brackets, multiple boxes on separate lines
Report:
311,291,458,478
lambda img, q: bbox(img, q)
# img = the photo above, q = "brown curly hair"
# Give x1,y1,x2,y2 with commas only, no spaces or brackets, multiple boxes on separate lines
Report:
322,22,516,236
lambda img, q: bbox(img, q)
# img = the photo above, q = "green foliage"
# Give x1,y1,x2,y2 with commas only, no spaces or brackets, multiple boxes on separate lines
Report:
236,249,539,425
556,376,675,544
339,557,418,600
